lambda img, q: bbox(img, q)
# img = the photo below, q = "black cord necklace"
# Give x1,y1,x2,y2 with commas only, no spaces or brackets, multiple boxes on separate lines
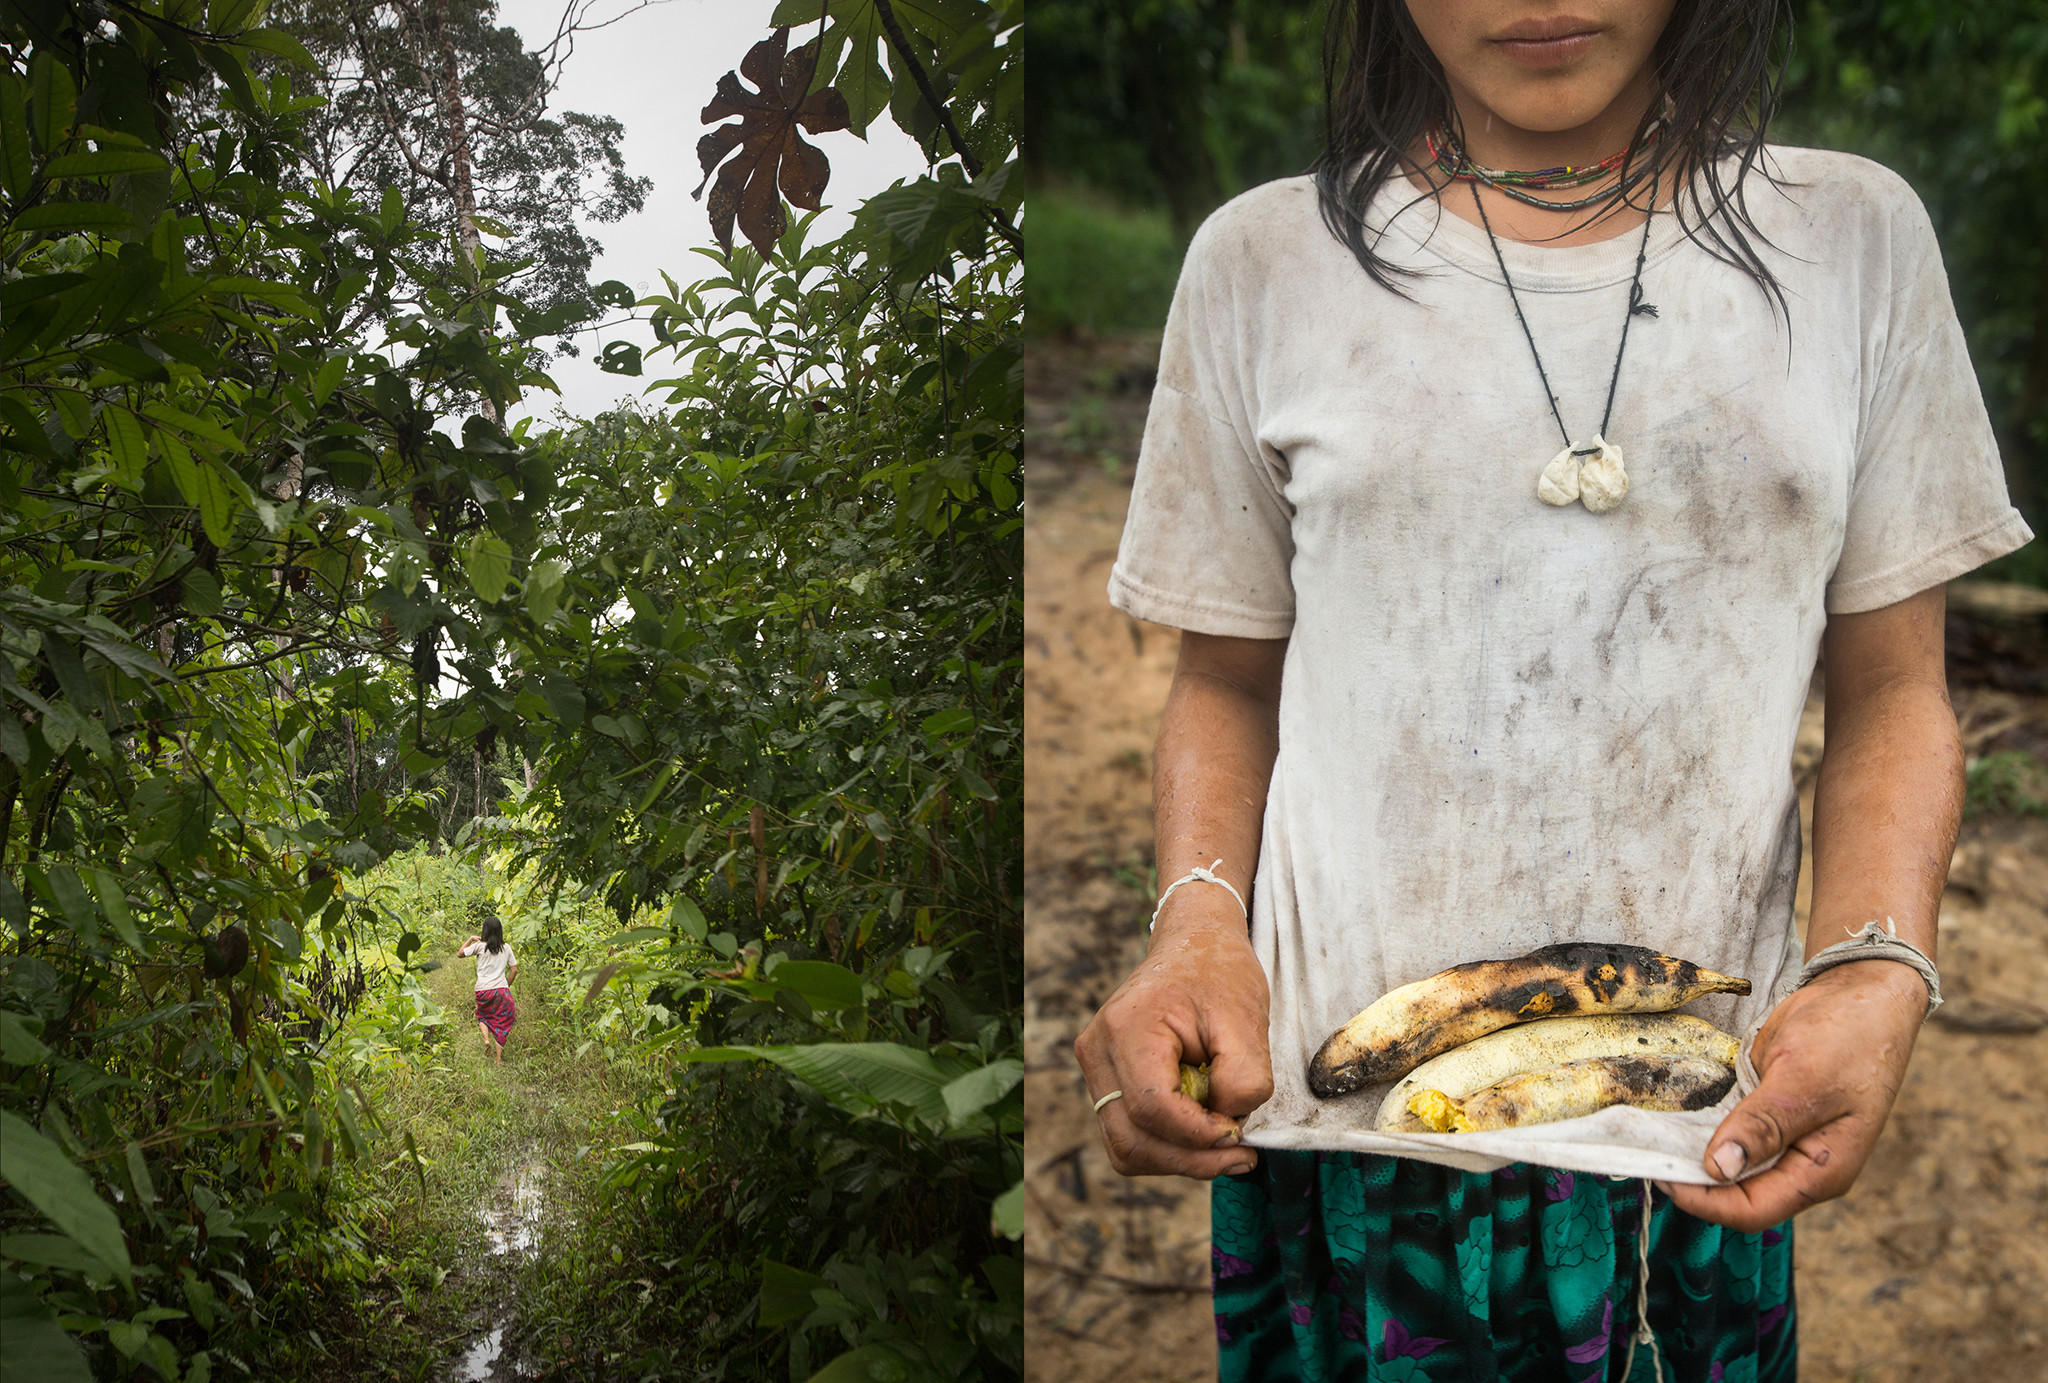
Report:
1469,178,1660,513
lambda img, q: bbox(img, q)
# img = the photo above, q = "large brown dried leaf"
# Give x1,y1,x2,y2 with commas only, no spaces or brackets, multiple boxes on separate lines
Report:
694,28,851,256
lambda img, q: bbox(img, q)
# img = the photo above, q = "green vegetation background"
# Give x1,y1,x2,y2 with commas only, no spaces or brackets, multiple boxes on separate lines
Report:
1027,0,2048,584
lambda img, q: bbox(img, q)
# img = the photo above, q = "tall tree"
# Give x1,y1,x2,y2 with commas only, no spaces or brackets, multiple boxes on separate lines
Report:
273,0,650,357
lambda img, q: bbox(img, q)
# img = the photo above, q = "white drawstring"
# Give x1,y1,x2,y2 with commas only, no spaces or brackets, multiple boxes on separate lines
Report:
1618,1177,1666,1383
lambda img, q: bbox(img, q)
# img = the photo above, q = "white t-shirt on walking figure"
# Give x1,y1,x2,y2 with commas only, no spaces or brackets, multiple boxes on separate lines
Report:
1108,146,2031,1177
459,940,515,991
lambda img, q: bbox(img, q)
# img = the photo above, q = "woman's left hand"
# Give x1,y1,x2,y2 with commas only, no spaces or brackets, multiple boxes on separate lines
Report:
1659,960,1926,1232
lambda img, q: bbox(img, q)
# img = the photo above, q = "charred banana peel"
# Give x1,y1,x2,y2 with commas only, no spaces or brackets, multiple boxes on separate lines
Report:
1308,942,1750,1097
1374,1014,1738,1132
1407,1054,1736,1133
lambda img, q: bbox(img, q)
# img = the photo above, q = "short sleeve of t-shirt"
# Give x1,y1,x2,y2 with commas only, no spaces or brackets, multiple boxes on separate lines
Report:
1108,214,1297,639
1827,177,2033,612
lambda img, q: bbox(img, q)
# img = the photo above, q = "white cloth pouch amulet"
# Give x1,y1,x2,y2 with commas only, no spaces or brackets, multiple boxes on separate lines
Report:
1578,437,1628,513
1537,446,1582,506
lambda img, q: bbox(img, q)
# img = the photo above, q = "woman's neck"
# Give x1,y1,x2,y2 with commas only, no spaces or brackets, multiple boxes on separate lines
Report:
1419,72,1673,247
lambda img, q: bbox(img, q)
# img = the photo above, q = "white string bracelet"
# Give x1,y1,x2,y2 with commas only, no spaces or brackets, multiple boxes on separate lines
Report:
1796,917,1942,1020
1150,860,1247,933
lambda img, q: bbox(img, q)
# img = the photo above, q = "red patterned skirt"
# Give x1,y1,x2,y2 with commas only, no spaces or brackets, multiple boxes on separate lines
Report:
475,987,516,1045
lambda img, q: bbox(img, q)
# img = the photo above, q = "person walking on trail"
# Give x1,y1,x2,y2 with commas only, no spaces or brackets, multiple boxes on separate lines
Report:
459,916,518,1064
1075,1,2030,1379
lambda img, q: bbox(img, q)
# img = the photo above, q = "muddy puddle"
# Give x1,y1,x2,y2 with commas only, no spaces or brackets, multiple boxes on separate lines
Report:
444,1155,547,1382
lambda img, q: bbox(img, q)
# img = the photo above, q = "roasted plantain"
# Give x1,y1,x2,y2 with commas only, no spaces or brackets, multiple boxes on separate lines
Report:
1309,943,1749,1097
1408,1053,1737,1132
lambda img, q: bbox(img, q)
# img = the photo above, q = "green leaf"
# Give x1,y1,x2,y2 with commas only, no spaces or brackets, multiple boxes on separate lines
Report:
1,1232,109,1273
192,461,238,548
806,1344,914,1383
462,534,512,603
674,1042,974,1129
90,870,145,956
990,1178,1023,1240
102,409,150,489
122,1142,155,1208
42,867,98,945
0,74,31,198
29,50,77,151
759,1258,830,1327
235,28,319,69
525,556,568,621
11,203,132,234
0,1275,92,1383
43,149,168,178
938,1057,1022,1127
667,894,708,941
920,707,974,739
767,961,863,1012
0,1111,134,1290
0,1011,50,1065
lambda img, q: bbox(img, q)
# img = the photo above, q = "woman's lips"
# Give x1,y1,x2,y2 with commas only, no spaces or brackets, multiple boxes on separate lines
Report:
1490,29,1601,68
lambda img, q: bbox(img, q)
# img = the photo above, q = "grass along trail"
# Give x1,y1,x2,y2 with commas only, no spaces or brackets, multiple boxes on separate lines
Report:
315,913,663,1383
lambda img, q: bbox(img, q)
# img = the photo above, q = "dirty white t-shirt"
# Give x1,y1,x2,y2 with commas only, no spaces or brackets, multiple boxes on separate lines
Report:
1109,148,2031,1181
461,940,515,992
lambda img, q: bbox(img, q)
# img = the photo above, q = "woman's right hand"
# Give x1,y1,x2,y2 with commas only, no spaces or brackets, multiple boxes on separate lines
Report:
1074,889,1273,1179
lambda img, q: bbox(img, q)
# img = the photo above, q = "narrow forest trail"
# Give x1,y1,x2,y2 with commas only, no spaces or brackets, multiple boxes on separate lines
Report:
330,934,644,1383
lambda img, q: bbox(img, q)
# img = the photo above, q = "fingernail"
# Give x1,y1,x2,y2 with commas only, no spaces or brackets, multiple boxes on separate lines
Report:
1227,1157,1256,1176
1211,1128,1241,1149
1712,1143,1746,1182
1652,1181,1675,1197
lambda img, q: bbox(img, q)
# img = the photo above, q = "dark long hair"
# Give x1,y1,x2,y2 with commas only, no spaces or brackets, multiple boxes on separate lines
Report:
1314,0,1794,313
481,915,505,956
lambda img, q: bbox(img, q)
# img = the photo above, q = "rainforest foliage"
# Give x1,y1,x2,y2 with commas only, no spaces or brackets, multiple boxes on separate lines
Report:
0,0,1019,1379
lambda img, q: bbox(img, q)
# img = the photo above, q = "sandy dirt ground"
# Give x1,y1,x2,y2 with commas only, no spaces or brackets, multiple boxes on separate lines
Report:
1022,335,2048,1383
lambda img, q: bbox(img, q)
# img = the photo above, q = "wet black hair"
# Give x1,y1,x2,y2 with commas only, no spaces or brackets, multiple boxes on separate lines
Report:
481,915,505,955
1314,0,1794,314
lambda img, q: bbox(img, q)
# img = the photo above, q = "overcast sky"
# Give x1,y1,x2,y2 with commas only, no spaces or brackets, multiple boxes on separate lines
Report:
490,0,928,427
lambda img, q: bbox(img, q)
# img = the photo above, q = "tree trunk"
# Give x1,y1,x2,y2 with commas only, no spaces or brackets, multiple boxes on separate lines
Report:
424,0,497,423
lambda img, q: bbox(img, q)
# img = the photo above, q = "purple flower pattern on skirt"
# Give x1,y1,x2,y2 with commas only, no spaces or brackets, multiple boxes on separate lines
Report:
1383,1317,1448,1362
1564,1297,1613,1365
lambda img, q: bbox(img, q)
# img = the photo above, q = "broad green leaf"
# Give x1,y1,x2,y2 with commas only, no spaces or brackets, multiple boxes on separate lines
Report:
675,1042,974,1129
42,867,98,945
122,1142,155,1207
0,1011,50,1065
235,27,318,69
0,1111,134,1290
938,1057,1022,1127
806,1344,915,1383
767,961,863,1012
11,203,131,233
0,74,30,197
668,894,708,941
89,870,145,956
990,1178,1023,1239
759,1258,831,1327
525,556,568,621
0,1275,92,1383
43,149,167,178
29,50,77,151
462,534,513,603
1,1232,109,1273
192,461,238,549
102,408,149,488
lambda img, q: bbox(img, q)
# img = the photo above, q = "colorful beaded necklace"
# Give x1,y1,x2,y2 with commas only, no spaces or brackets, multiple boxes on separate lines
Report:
1429,122,1662,212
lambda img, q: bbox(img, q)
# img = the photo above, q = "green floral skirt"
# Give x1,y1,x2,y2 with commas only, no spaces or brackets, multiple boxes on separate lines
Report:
1211,1151,1794,1382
